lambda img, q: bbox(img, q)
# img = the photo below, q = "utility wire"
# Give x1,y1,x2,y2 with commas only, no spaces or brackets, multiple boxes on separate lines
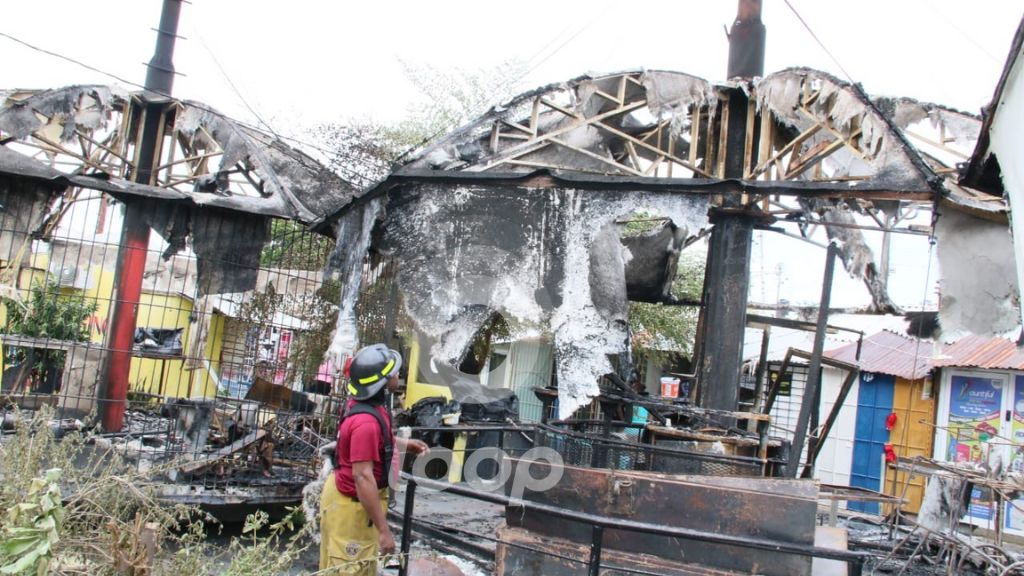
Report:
914,0,1001,64
0,31,147,95
0,29,377,185
394,0,613,163
780,0,855,84
197,35,280,139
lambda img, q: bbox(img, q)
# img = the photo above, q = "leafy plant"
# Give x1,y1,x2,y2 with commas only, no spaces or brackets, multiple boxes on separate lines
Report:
629,252,706,364
259,220,334,271
5,280,96,343
216,507,308,576
0,468,63,575
2,279,97,392
0,407,198,574
619,211,707,366
288,278,340,390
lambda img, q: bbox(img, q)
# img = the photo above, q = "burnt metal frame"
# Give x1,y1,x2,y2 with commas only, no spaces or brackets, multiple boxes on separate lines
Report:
395,472,869,576
534,422,772,476
1,93,258,199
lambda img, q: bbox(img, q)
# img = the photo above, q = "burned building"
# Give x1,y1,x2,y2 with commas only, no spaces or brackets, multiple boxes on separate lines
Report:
0,83,356,518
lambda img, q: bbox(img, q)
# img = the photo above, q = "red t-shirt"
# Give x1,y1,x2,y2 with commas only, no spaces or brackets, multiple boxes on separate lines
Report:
334,400,394,497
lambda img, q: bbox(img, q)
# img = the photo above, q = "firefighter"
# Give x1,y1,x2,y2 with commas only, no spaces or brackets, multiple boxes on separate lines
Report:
320,343,429,574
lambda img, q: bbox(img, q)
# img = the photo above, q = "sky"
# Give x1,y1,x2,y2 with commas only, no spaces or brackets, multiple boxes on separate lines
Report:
3,1,1019,132
2,0,1023,309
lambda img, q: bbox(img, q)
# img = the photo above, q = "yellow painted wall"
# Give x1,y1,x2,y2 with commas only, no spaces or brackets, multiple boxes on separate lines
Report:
130,293,224,399
7,251,226,400
402,339,451,409
886,377,936,515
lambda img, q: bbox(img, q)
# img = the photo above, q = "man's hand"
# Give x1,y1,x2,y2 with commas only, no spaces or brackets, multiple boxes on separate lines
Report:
378,527,396,555
405,438,430,456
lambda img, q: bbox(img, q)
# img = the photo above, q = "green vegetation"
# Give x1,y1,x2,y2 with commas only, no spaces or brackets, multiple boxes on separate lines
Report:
0,408,312,575
259,220,334,271
621,214,706,363
4,280,96,344
2,279,98,392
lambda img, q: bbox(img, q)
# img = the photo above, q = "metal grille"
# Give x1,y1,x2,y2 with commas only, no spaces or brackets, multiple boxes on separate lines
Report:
534,424,764,476
0,183,336,499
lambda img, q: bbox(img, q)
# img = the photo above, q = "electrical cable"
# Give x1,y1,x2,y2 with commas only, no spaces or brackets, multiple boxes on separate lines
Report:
0,29,376,186
0,31,145,93
197,35,280,139
780,0,855,84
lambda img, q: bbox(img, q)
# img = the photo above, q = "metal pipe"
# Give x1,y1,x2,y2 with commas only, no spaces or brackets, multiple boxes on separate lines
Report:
727,0,766,79
751,325,771,418
787,242,839,475
588,524,605,576
397,479,417,576
144,0,183,96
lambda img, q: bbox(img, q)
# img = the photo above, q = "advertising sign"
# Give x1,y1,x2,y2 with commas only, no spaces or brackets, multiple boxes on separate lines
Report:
946,375,1003,465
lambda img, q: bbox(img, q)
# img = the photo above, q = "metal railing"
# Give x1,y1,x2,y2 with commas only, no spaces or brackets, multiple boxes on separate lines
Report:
395,471,870,576
535,422,772,476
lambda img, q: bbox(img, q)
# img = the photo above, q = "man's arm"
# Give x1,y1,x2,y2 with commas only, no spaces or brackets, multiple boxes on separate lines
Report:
352,460,394,555
395,437,429,455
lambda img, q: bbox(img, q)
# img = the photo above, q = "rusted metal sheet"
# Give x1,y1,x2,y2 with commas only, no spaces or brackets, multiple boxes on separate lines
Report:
496,525,738,576
932,333,1024,371
506,460,817,575
829,331,1024,376
826,331,931,380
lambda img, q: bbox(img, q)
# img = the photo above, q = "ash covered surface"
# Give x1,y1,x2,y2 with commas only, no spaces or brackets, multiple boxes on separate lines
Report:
376,183,709,417
838,515,1023,575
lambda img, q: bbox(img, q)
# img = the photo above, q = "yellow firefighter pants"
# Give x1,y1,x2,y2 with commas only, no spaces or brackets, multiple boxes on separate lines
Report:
319,471,389,575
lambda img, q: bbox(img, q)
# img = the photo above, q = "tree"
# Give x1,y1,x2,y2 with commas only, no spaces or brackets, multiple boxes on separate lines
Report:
259,219,333,270
310,59,528,186
628,252,705,362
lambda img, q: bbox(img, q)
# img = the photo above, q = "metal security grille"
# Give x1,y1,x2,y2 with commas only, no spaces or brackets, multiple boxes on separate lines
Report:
0,183,337,498
534,424,764,476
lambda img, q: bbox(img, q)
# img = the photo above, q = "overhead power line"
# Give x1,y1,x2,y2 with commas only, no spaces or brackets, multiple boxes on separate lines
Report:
781,0,855,84
0,29,378,185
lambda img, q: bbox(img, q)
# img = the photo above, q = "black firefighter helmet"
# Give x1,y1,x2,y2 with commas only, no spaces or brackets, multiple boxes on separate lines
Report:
346,343,403,400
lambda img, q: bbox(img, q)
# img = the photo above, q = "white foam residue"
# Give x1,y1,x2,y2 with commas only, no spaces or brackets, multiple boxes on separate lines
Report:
937,208,1020,337
326,197,381,362
382,182,709,417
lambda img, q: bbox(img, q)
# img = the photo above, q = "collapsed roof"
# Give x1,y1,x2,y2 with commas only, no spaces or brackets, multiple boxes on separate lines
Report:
0,85,355,225
323,67,995,415
0,85,355,298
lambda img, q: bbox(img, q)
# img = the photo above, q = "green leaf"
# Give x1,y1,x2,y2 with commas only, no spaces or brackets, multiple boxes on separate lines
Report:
0,541,48,574
0,533,44,556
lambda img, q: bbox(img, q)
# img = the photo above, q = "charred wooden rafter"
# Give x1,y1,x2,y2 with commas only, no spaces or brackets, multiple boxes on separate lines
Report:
0,86,354,223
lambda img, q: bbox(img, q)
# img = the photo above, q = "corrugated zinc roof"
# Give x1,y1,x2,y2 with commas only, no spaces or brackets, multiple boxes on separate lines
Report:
932,333,1024,371
825,330,933,380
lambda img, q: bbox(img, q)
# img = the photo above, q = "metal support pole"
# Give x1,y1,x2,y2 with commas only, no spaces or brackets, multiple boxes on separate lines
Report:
749,324,772,432
100,0,181,432
787,243,838,476
144,0,183,97
397,479,417,576
100,208,150,432
698,213,753,415
588,524,605,576
727,0,766,80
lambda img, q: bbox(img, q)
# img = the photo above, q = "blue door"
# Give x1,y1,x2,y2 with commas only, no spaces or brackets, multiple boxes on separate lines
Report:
849,373,895,513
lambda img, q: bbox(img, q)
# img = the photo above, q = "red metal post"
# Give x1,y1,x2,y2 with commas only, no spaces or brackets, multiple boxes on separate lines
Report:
101,207,149,432
99,0,182,432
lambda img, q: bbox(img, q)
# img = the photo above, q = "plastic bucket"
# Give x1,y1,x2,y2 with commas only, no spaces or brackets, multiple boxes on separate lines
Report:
660,377,680,398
